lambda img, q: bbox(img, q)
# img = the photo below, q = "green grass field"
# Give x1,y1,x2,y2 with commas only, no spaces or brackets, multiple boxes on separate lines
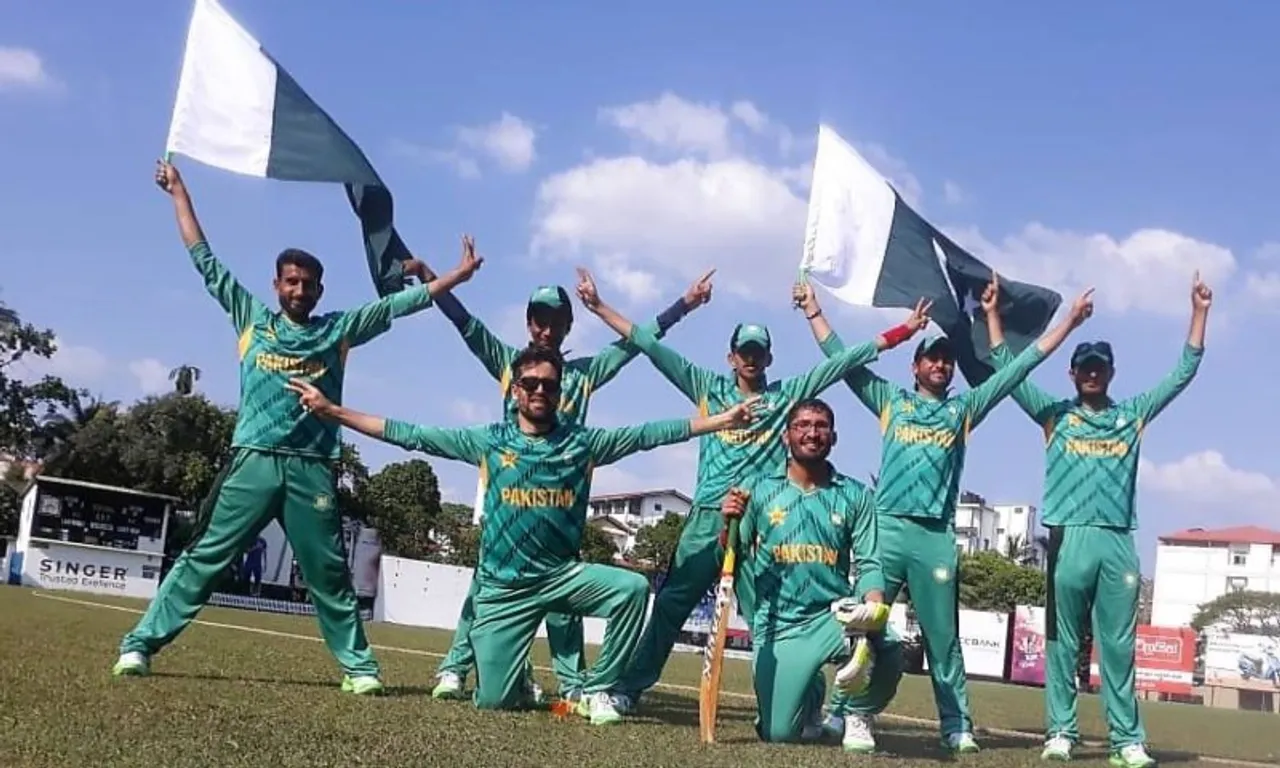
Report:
1,586,1275,768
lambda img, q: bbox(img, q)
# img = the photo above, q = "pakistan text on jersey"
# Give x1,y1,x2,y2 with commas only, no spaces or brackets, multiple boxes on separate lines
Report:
771,543,839,567
1064,438,1131,458
893,424,957,448
499,487,577,508
254,352,328,378
716,428,773,446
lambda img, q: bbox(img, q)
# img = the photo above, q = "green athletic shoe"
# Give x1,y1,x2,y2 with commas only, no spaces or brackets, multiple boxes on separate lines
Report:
577,692,622,725
945,732,981,754
1109,744,1156,768
432,671,464,700
112,652,150,677
341,675,385,696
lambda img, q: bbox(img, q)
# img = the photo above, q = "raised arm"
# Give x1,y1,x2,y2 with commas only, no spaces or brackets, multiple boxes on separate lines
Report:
582,270,716,389
1130,272,1210,424
985,278,1071,425
794,283,899,414
155,160,262,333
340,239,485,348
287,378,487,464
963,277,1094,427
576,269,716,404
586,397,762,466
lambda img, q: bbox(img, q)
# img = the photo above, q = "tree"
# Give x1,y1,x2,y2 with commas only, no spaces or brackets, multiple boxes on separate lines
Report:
361,459,442,560
35,393,119,470
334,442,372,521
958,551,1046,612
632,513,684,571
1191,590,1280,636
169,365,201,396
0,482,19,537
580,523,619,565
0,302,80,461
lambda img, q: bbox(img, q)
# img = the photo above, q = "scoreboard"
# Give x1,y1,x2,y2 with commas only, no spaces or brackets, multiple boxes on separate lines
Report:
27,478,171,555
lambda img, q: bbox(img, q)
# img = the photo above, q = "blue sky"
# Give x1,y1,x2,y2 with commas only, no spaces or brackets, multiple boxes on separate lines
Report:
2,1,1277,572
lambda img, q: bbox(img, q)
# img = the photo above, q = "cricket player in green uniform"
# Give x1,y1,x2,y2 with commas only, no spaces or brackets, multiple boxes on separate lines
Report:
989,272,1211,768
794,278,1096,752
410,245,715,702
722,398,903,753
112,160,482,693
574,268,930,714
289,345,762,724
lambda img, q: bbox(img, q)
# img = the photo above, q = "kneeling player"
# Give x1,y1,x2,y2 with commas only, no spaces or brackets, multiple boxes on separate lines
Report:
290,346,760,723
723,398,902,753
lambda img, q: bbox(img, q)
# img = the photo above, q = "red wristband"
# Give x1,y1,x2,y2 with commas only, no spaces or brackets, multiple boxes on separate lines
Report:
881,323,912,347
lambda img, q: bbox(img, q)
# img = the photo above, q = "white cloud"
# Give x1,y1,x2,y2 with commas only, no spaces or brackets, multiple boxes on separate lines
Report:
450,398,496,424
730,100,768,133
943,180,967,205
1244,242,1280,306
0,47,52,91
128,358,171,396
12,338,109,384
593,253,661,305
950,224,1237,317
1140,452,1278,523
457,112,537,172
601,92,734,156
391,112,536,179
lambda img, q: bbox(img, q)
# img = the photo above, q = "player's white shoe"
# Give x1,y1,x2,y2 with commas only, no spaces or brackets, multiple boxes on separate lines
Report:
1041,734,1073,761
341,675,385,696
1110,744,1156,768
111,651,149,677
432,671,464,700
834,635,876,694
577,692,621,725
842,714,876,754
945,731,981,754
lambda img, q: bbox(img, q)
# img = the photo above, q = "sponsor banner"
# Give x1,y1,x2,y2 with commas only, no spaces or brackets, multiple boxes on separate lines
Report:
924,609,1009,678
1010,605,1047,685
1090,625,1195,695
1203,630,1280,691
20,541,163,599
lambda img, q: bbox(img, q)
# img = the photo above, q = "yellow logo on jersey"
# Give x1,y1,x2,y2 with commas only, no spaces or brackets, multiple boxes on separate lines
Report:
768,507,787,526
893,424,956,448
500,487,576,508
1065,438,1129,458
717,428,772,446
499,451,518,469
255,352,327,378
771,543,838,566
900,401,915,414
1067,414,1082,427
314,494,333,511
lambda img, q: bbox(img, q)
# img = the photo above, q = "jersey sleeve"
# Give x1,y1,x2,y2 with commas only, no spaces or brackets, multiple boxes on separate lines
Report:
381,420,488,465
188,241,266,334
734,480,761,560
1128,344,1204,425
580,318,666,390
816,330,895,414
990,342,1067,427
782,334,880,401
960,343,1048,429
585,419,694,466
337,285,435,347
847,489,885,599
458,316,520,383
627,324,717,404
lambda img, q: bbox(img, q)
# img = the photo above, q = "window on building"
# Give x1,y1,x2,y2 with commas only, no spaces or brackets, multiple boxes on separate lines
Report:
982,538,990,551
654,502,663,512
1226,576,1249,593
1229,544,1248,567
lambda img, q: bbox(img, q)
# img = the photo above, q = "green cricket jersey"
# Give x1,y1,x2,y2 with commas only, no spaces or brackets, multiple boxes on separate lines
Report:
627,325,879,510
820,330,1046,521
459,316,665,427
992,342,1203,529
735,468,884,639
382,417,693,585
189,241,433,459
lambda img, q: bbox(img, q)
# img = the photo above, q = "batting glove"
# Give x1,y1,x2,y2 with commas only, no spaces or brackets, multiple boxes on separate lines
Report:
835,635,876,694
831,598,890,633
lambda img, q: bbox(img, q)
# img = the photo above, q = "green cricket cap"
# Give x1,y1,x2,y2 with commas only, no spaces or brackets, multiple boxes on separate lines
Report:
730,323,771,352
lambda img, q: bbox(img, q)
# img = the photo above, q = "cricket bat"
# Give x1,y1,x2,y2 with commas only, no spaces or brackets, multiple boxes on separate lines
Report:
699,516,740,744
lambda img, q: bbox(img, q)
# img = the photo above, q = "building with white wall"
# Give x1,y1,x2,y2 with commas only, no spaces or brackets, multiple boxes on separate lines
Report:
1151,525,1280,628
587,489,692,558
954,492,1045,569
992,503,1046,569
955,492,1001,556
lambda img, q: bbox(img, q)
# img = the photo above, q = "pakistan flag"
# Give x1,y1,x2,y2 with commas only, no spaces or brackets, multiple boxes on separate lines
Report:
800,124,1062,386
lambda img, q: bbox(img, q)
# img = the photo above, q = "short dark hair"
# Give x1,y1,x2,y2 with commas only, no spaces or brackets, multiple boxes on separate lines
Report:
787,398,835,428
512,344,565,380
276,248,324,280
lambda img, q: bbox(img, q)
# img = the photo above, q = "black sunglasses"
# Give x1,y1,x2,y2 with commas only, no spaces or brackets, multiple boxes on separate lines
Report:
516,376,561,395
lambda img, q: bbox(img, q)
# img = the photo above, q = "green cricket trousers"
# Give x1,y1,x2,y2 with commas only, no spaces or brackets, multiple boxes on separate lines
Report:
438,575,587,694
119,449,379,677
832,514,971,737
617,505,756,699
1045,525,1146,749
470,562,648,710
754,613,904,743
